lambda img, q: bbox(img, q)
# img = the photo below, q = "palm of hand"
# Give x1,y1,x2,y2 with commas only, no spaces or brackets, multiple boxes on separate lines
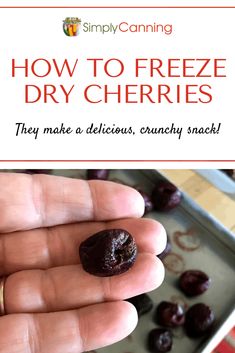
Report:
0,173,166,353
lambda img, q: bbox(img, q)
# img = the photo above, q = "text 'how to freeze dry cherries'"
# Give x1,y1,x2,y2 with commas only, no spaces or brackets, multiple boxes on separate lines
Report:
179,270,211,296
79,229,137,277
148,328,173,353
152,181,182,212
154,301,185,328
185,303,215,337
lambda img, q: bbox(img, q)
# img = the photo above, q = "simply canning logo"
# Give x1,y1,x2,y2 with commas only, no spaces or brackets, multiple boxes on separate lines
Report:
63,18,173,36
63,17,81,36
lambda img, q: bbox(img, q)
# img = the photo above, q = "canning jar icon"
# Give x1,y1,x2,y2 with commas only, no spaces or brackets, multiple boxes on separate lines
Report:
63,17,81,36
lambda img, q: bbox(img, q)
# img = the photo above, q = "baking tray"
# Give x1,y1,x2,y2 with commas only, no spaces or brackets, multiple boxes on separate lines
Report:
85,169,234,353
3,169,235,353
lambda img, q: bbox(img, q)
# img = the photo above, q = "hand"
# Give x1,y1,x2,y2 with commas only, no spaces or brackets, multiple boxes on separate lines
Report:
0,173,166,353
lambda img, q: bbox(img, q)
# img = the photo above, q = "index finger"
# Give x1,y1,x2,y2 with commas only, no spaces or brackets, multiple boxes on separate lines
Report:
0,173,144,233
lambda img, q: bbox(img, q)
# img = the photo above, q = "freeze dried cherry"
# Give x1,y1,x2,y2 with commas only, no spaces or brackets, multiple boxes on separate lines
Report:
127,294,153,316
185,303,215,337
154,301,185,327
136,188,154,214
87,169,109,180
179,270,211,296
79,229,137,277
148,328,172,352
152,181,182,212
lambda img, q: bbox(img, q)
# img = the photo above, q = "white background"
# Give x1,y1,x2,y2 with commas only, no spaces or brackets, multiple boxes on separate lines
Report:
0,0,235,163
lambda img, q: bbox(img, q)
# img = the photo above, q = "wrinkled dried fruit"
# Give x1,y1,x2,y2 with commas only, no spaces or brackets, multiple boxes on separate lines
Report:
87,169,109,180
152,181,182,212
127,294,153,316
154,301,185,327
179,270,211,296
136,188,154,214
79,229,137,277
158,234,172,260
148,328,173,352
185,303,215,337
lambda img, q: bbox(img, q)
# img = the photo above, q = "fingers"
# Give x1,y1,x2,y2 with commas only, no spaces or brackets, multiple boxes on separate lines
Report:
0,173,144,233
5,254,164,314
0,301,137,353
0,218,166,275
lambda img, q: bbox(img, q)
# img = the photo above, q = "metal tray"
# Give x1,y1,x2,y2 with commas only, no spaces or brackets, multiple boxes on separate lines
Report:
4,169,235,353
84,169,234,353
